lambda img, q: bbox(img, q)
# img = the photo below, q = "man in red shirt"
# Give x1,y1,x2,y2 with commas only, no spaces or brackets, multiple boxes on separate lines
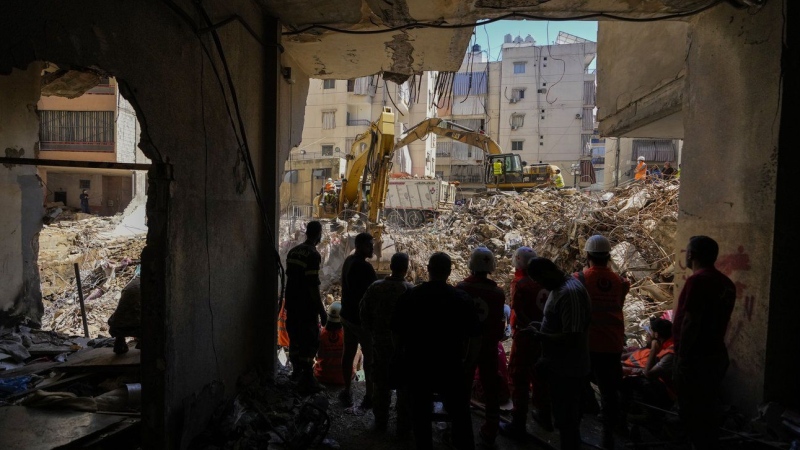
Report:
672,236,736,450
502,246,552,437
456,246,506,445
574,235,630,449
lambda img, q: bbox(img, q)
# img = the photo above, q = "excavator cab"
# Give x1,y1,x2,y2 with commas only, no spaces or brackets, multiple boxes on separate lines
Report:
485,154,555,190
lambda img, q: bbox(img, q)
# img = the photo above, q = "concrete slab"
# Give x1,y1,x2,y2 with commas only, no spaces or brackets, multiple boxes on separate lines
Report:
0,406,128,450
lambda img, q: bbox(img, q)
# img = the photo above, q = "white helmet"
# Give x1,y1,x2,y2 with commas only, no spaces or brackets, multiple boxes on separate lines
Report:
327,301,342,322
637,156,645,161
584,235,612,254
327,178,333,182
469,246,496,273
514,246,537,270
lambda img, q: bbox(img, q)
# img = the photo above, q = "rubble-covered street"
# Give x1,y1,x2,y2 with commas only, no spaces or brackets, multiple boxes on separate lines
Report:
282,182,681,346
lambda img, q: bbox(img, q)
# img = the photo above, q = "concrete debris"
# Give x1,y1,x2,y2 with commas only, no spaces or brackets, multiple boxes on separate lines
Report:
387,183,680,346
38,213,145,337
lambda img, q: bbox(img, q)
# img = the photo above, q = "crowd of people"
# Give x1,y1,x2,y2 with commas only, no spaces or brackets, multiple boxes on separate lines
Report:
280,221,736,450
635,157,681,183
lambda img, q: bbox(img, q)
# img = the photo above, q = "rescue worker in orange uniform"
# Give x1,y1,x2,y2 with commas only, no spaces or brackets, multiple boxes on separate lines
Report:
574,235,630,449
314,302,352,385
501,246,553,438
456,246,506,445
634,156,647,181
621,317,676,421
277,302,290,348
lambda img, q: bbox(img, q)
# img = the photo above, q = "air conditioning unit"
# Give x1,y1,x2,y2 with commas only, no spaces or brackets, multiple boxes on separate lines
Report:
509,98,518,104
575,113,582,119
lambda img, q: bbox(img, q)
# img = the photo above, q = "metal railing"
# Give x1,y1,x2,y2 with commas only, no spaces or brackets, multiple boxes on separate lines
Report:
289,151,342,160
287,204,314,219
347,119,371,126
40,141,115,152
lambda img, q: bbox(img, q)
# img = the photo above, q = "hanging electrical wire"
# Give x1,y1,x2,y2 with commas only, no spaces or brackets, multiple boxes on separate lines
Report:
282,2,728,36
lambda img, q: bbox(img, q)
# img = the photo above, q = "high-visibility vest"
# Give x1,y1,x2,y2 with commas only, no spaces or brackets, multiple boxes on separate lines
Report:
313,327,348,385
554,173,565,188
493,160,503,175
277,303,290,347
635,162,647,180
575,267,629,353
625,339,675,369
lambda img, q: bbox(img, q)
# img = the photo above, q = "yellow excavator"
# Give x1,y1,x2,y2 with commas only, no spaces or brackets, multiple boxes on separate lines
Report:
313,107,397,272
395,118,561,191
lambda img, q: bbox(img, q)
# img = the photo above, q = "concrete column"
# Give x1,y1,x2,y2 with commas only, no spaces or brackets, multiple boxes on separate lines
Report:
0,63,44,326
766,1,800,409
677,0,783,413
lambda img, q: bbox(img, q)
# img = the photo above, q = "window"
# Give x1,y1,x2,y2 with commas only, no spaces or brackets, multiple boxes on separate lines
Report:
511,88,525,101
79,179,91,189
511,113,525,129
511,140,524,151
322,111,336,129
321,145,334,156
283,170,298,184
513,62,526,74
312,168,332,179
542,82,547,87
323,79,335,89
347,79,355,92
39,110,115,151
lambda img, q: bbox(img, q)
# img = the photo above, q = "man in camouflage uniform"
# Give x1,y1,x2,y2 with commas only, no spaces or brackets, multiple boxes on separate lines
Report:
360,253,414,434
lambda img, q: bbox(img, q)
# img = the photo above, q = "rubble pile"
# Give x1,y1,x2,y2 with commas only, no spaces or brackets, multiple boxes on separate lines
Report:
38,214,145,336
388,182,680,345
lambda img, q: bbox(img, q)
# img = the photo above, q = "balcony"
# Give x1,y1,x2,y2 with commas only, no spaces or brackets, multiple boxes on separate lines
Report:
449,174,483,183
347,119,370,126
40,141,115,152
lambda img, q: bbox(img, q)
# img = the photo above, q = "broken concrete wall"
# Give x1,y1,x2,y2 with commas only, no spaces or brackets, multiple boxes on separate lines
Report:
0,63,44,327
597,20,688,138
0,2,309,447
677,1,783,415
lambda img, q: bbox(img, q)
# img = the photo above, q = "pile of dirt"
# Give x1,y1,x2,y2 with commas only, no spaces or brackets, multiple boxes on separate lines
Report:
38,215,145,337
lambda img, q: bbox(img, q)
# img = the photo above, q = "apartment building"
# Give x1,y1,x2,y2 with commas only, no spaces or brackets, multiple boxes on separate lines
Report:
435,32,597,196
499,32,597,181
281,73,438,211
436,45,501,196
37,72,148,215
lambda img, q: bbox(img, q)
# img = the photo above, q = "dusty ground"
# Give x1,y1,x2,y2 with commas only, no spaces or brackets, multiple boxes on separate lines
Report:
322,379,626,450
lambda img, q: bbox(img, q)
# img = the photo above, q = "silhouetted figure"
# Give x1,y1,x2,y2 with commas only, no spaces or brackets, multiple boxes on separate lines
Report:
574,235,630,448
456,247,506,445
520,257,591,450
360,252,414,433
285,221,327,394
673,236,736,450
393,252,480,450
339,233,378,408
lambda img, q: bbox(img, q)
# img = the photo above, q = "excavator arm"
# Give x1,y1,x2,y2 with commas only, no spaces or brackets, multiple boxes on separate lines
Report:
395,118,503,156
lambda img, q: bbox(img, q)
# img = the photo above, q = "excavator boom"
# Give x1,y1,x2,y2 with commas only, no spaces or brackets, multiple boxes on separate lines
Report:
395,118,503,156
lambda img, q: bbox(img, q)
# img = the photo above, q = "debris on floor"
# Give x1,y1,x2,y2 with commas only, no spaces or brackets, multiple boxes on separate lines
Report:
38,213,145,336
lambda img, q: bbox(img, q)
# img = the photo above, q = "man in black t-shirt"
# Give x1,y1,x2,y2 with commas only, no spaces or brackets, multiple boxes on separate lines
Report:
339,232,378,407
285,221,327,393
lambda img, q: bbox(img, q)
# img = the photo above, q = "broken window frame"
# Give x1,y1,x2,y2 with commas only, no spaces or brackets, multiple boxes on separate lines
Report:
511,113,525,129
321,145,334,156
511,88,525,101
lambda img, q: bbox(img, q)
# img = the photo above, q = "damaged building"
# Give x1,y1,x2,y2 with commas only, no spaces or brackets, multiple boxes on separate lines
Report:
0,0,797,448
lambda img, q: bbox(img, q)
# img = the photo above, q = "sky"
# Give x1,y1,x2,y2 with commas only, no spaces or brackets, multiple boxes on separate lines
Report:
469,20,598,63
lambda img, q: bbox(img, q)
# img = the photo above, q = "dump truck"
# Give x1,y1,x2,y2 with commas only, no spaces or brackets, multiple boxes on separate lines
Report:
383,178,456,227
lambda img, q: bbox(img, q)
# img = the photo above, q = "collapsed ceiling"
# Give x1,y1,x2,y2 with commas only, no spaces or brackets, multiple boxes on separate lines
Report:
260,0,722,81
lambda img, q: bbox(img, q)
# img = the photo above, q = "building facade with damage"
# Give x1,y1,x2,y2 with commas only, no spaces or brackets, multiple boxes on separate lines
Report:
37,74,149,216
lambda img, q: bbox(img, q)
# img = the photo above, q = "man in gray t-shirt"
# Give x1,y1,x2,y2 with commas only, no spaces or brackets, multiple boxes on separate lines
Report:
521,257,591,450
